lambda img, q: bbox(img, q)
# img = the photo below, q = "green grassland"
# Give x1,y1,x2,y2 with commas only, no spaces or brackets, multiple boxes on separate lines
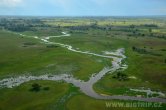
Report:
67,94,166,110
0,80,71,110
93,35,166,96
0,17,166,110
0,30,104,80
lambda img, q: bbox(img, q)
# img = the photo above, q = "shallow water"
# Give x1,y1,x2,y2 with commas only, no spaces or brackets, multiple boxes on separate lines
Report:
0,32,165,103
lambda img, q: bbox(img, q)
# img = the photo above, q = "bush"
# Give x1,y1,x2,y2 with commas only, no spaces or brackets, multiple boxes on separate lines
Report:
132,46,147,54
23,42,36,46
30,83,41,92
46,45,59,48
43,87,50,91
112,72,128,81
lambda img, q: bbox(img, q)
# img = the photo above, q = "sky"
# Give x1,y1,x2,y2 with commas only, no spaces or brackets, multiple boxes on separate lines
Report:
0,0,166,16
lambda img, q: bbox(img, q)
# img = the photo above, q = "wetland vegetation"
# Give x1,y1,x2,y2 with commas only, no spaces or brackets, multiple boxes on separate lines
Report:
0,16,166,110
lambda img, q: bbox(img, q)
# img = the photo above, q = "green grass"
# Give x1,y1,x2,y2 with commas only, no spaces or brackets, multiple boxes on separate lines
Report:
67,94,166,110
0,80,70,110
22,30,62,37
93,35,166,96
50,32,128,54
0,30,104,80
0,17,166,110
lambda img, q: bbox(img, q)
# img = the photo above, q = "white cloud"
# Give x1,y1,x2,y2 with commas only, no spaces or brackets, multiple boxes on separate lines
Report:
0,0,24,7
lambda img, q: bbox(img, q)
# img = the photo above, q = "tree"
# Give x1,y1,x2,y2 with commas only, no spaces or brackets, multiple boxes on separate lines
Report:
43,87,50,91
149,28,152,33
112,72,128,81
132,46,136,51
30,83,41,92
130,24,135,29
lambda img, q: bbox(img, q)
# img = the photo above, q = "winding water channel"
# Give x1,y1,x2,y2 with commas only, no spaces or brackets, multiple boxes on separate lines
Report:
0,32,166,103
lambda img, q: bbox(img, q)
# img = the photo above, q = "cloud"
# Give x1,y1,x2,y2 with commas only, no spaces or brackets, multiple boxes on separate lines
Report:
0,0,24,7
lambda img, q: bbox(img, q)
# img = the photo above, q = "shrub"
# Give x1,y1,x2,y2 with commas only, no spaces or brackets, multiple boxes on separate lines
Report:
43,87,50,91
30,83,41,92
112,72,129,81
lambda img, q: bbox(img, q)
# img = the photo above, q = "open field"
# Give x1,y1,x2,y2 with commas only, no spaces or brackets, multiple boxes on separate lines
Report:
0,30,104,81
0,16,166,109
0,81,71,110
67,94,166,110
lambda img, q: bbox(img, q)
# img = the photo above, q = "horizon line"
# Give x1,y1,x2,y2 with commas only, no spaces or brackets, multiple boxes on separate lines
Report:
0,15,166,17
